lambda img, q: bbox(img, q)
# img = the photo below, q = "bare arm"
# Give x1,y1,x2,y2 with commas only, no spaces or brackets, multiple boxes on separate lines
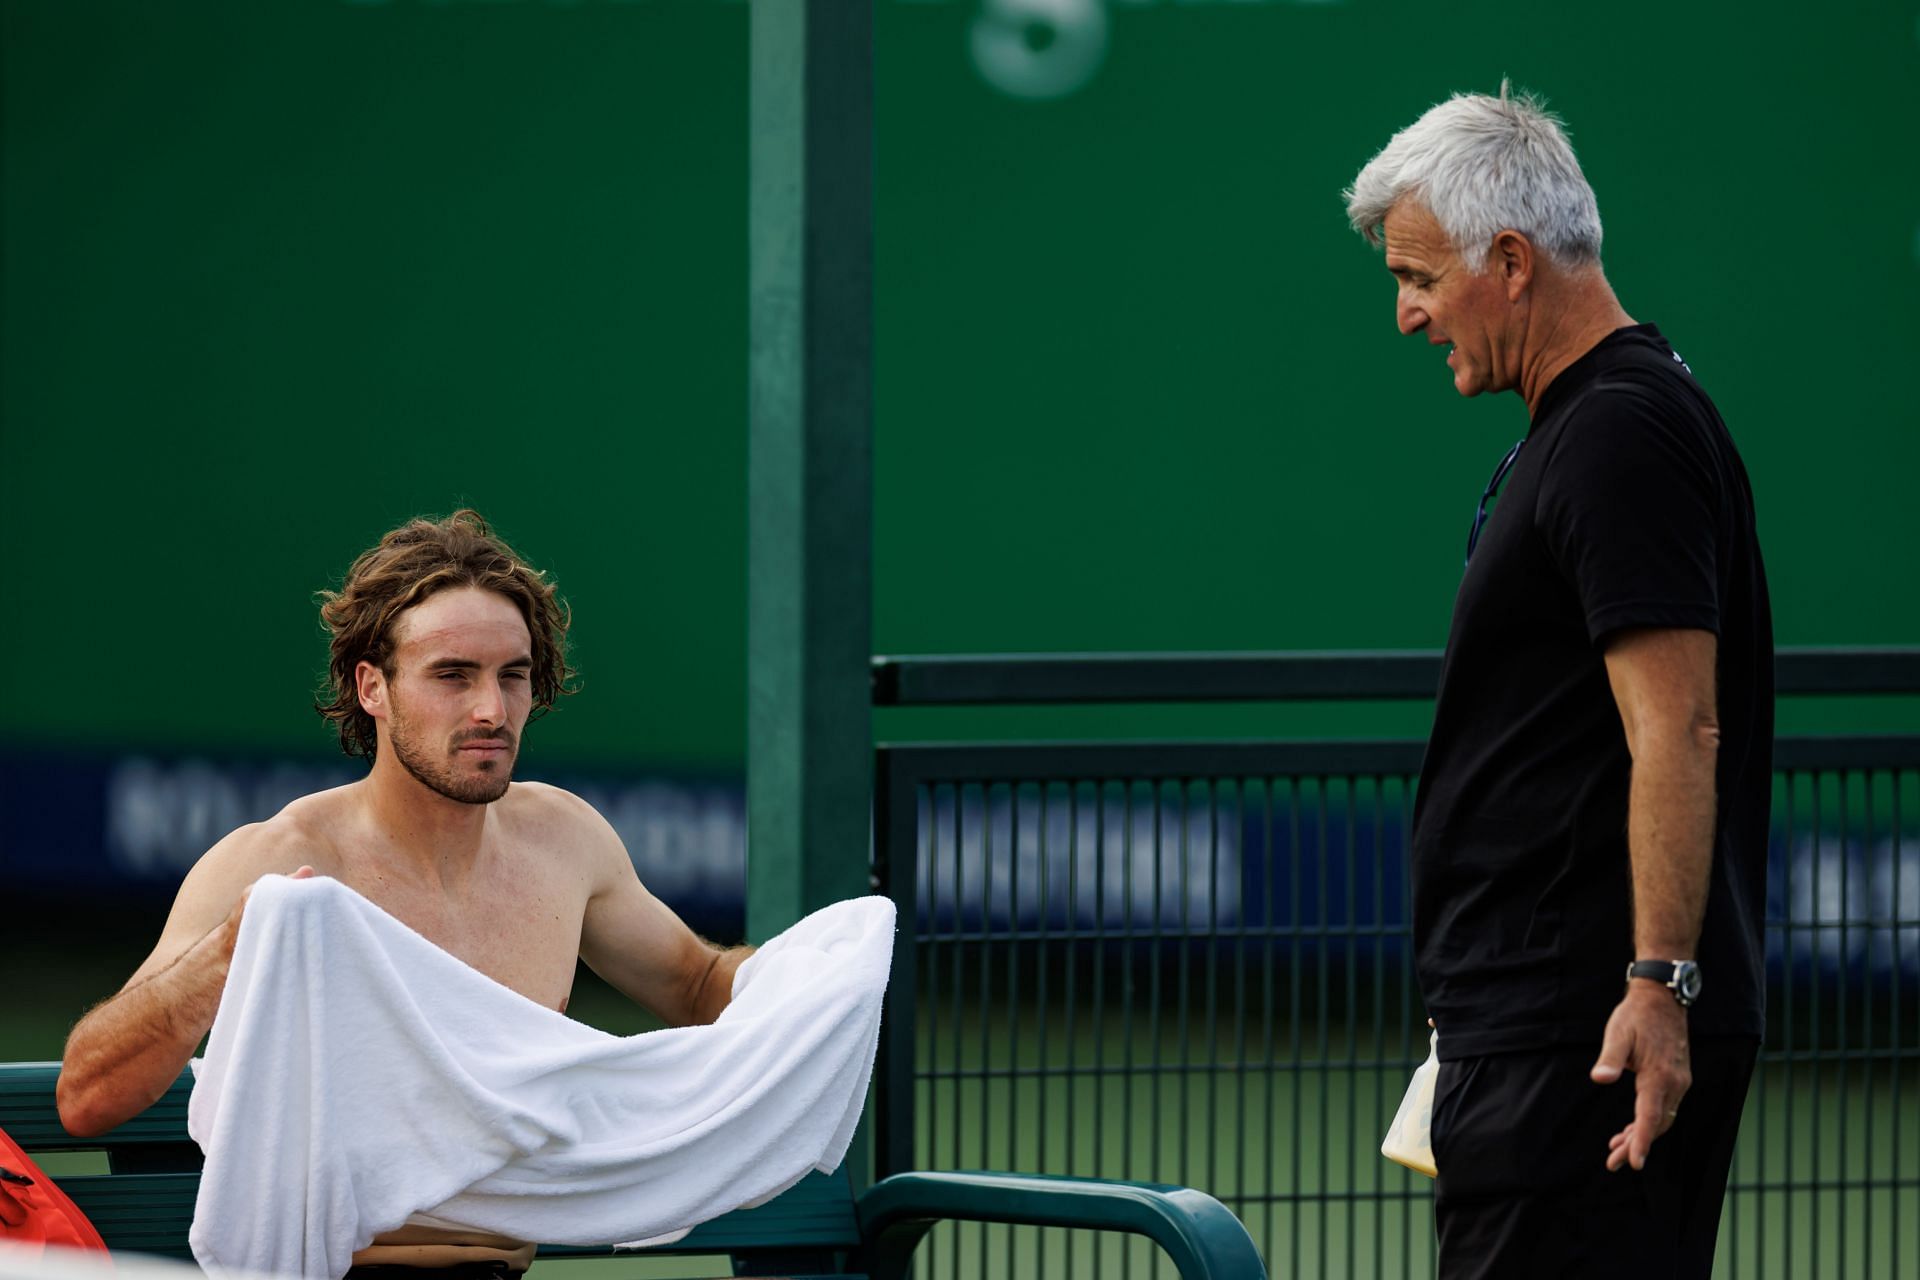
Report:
57,828,312,1137
569,798,754,1027
1589,626,1719,1171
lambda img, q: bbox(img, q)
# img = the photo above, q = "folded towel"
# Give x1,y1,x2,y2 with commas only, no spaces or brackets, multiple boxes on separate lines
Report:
186,875,893,1279
1380,1029,1439,1178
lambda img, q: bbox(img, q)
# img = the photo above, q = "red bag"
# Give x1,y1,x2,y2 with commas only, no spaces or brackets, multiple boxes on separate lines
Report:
0,1124,108,1252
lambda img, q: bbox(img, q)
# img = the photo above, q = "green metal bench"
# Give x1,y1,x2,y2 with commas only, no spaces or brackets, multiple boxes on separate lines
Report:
0,1062,1265,1278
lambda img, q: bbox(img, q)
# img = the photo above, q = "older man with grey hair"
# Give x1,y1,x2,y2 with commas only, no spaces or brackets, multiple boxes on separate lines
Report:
1346,86,1773,1277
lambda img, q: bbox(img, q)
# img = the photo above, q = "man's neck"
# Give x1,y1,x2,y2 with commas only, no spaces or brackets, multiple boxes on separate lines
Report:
359,757,494,884
1518,268,1635,417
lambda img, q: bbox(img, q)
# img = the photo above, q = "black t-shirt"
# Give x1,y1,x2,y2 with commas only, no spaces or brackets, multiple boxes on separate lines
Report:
1411,323,1773,1059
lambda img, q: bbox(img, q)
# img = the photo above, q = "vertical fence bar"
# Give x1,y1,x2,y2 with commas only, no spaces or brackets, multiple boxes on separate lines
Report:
1405,771,1420,1280
874,753,918,1181
1150,781,1165,1201
1105,782,1121,1280
1342,775,1359,1270
917,783,934,1280
1893,770,1907,1278
1036,783,1050,1222
1122,780,1137,1280
1263,776,1278,1271
1838,769,1852,1277
1233,777,1251,1246
1205,781,1221,1220
1062,780,1078,1279
949,785,965,1280
1096,778,1113,1278
1176,779,1192,1195
1316,777,1331,1272
1753,776,1779,1280
1290,773,1304,1280
1784,768,1798,1280
1370,776,1386,1280
1813,769,1827,1273
978,783,994,1271
1858,767,1873,1274
1858,769,1873,1275
1005,782,1020,1280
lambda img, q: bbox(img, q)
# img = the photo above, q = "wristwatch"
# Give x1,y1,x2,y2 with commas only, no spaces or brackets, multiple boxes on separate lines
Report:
1626,959,1702,1007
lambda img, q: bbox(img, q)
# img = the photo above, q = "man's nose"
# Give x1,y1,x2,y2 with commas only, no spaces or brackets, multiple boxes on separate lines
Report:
1396,292,1427,336
470,677,505,725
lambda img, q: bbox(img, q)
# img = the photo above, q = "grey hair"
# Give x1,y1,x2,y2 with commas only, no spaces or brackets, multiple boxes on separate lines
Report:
1343,81,1603,270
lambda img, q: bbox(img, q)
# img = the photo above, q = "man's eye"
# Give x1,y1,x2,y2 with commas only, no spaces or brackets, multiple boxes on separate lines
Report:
503,671,530,682
438,671,466,682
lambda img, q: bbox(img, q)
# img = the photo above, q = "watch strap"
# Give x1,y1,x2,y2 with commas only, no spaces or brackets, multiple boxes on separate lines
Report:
1626,959,1700,1005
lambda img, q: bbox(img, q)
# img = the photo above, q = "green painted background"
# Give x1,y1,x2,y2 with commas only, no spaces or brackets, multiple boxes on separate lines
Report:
5,0,1917,772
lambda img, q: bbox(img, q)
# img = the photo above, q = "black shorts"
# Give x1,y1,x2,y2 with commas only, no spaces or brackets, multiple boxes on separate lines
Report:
1431,1034,1758,1280
343,1265,522,1280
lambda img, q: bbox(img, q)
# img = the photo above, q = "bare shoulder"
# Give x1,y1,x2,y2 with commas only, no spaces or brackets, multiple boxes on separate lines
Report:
501,780,620,841
181,788,345,903
500,780,626,864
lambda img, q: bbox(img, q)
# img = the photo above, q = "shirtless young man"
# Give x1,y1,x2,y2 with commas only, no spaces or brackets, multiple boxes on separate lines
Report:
57,510,751,1274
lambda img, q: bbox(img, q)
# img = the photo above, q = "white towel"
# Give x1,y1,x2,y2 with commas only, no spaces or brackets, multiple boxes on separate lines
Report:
186,875,893,1279
1380,1029,1439,1178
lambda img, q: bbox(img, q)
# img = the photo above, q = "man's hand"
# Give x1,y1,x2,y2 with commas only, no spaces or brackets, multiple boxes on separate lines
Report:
222,865,316,955
1590,981,1691,1171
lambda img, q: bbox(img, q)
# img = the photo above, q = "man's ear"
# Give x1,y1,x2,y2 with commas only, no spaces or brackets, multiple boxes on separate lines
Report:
356,660,390,722
1492,229,1535,302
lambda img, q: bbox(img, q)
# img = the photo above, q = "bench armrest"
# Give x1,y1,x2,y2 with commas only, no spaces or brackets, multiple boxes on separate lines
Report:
854,1170,1265,1280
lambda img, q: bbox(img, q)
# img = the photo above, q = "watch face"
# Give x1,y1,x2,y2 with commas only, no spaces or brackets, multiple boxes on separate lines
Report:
1677,964,1703,1003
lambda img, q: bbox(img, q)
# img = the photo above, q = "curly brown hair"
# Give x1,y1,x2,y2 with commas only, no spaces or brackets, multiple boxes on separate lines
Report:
316,510,577,758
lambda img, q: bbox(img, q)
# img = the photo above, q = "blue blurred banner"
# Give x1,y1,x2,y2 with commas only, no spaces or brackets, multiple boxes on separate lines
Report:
8,752,1913,988
0,750,748,938
909,779,1920,990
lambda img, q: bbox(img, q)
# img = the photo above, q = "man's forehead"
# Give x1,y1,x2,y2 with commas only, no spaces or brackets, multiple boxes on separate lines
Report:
1382,199,1444,255
392,588,530,656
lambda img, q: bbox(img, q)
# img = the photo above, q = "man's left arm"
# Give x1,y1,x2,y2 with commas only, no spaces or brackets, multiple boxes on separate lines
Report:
568,797,755,1026
1590,626,1720,1171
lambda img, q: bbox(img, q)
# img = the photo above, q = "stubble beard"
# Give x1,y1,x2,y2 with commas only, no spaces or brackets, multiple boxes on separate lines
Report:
387,707,516,806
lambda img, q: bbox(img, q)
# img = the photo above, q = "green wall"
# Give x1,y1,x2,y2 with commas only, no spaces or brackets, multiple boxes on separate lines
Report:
5,0,1917,770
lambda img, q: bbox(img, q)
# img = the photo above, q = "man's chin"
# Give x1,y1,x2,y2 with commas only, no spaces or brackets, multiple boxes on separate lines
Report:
467,765,516,803
447,760,516,805
455,779,513,806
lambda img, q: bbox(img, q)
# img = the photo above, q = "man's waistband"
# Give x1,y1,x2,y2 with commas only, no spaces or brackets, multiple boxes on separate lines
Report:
344,1263,522,1280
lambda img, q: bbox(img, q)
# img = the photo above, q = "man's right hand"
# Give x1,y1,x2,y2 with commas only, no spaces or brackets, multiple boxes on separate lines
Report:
1589,981,1692,1172
57,854,315,1137
216,864,316,960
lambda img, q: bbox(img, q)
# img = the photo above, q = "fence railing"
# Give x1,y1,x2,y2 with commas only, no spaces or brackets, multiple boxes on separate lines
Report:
870,648,1920,1280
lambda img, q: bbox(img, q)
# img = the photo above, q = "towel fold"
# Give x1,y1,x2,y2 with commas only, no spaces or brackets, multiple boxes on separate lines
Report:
187,875,893,1279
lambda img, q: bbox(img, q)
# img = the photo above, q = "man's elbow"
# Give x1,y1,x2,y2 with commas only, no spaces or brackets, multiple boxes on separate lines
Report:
56,1067,119,1139
55,1042,157,1138
1628,708,1719,763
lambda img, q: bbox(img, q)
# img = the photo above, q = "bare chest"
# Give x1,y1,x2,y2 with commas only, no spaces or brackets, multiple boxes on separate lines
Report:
344,864,589,1013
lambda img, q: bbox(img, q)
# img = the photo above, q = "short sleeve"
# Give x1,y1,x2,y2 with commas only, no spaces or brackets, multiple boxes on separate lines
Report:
1534,382,1722,645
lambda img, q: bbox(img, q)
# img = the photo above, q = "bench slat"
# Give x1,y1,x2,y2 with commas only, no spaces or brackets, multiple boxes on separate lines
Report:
539,1171,860,1256
54,1171,201,1259
1,1062,196,1150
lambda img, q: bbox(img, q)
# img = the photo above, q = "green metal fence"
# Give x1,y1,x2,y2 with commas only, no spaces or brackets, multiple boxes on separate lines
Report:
870,650,1920,1279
